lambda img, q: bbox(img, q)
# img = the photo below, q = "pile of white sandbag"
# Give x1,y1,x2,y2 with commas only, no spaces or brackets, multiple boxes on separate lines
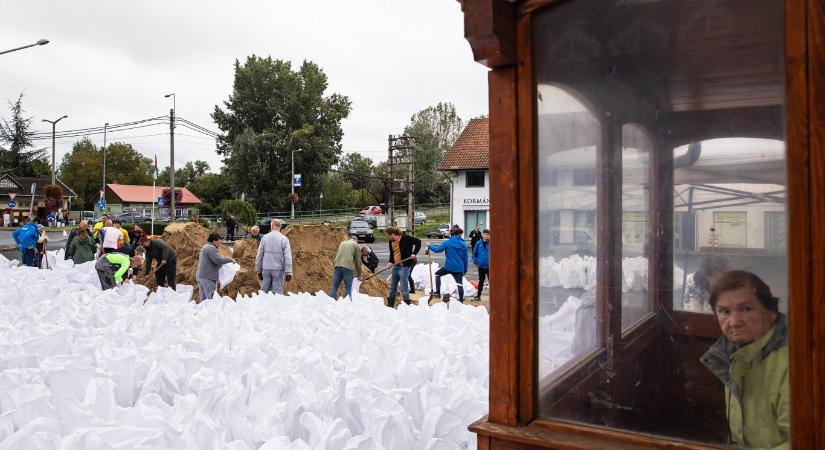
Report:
0,257,489,449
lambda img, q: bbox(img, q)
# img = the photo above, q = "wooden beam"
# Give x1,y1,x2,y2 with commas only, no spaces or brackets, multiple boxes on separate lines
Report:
463,0,517,68
488,66,521,425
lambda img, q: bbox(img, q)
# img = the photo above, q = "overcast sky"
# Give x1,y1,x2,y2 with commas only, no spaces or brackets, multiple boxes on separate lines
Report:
0,0,488,175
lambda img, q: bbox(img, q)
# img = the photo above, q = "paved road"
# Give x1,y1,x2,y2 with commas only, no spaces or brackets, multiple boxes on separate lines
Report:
366,240,481,281
0,230,68,262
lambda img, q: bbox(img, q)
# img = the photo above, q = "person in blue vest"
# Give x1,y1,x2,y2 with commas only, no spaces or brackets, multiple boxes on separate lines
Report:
426,226,469,303
472,229,490,300
12,219,39,267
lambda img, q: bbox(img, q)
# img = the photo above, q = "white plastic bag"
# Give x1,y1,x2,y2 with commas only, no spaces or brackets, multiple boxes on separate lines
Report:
218,263,241,287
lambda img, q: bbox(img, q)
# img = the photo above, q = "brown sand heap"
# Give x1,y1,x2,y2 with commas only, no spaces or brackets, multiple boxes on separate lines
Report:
280,224,388,298
135,222,232,300
137,222,388,300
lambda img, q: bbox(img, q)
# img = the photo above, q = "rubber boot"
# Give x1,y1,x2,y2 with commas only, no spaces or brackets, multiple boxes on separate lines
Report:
386,297,395,308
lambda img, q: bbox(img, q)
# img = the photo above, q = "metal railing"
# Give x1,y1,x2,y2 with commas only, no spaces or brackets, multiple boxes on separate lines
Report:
199,203,450,225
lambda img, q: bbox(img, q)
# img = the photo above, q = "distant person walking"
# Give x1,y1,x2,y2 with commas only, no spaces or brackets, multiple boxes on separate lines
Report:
196,232,235,301
68,226,96,264
64,220,89,260
225,214,236,241
142,237,178,290
427,226,469,303
472,229,490,300
385,227,421,307
330,236,363,300
469,225,482,251
96,253,142,290
255,219,293,295
12,220,39,267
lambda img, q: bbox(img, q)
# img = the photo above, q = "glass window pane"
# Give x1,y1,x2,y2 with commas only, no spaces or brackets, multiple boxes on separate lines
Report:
538,84,601,379
621,124,651,329
535,0,789,447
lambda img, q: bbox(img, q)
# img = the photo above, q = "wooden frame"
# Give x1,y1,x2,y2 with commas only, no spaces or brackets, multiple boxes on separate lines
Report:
461,0,824,448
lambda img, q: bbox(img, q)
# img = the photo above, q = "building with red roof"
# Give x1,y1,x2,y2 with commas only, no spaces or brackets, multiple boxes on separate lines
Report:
439,117,490,232
94,183,201,220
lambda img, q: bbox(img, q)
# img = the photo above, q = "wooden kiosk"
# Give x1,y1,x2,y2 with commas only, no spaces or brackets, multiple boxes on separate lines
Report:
460,0,824,448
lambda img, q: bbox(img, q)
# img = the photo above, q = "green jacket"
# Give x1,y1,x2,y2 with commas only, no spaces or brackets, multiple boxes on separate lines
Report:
701,314,790,450
105,252,131,283
333,239,362,277
69,235,97,264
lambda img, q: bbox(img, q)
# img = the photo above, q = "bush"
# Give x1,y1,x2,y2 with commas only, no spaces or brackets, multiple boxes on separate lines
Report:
119,222,167,236
219,199,257,226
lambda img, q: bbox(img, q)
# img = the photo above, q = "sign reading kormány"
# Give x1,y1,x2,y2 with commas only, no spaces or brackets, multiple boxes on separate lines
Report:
462,198,490,205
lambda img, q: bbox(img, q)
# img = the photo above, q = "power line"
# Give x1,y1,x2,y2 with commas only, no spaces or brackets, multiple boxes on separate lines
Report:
30,116,167,138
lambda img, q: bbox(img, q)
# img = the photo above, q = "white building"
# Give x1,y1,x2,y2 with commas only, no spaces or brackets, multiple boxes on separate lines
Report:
440,117,490,232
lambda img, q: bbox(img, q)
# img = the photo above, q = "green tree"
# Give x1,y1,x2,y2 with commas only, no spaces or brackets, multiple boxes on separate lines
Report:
188,172,231,215
212,56,351,212
157,160,210,187
337,153,374,191
401,102,464,204
58,138,153,209
0,93,48,176
219,199,257,226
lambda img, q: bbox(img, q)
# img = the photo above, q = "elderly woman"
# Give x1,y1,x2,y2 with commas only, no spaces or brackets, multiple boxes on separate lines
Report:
700,271,789,450
248,225,262,242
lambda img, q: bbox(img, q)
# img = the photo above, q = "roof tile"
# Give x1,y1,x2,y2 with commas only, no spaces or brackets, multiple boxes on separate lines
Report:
439,117,489,170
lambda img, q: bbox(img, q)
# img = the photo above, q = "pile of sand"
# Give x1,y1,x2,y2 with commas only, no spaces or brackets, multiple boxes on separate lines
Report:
135,222,232,300
137,222,388,301
282,224,388,298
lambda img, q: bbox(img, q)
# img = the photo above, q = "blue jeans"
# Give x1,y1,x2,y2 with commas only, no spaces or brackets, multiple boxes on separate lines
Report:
330,266,354,300
389,265,412,305
21,248,36,267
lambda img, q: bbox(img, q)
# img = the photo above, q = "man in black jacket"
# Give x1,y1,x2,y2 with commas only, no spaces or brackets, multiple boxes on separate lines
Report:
385,227,421,307
142,237,178,290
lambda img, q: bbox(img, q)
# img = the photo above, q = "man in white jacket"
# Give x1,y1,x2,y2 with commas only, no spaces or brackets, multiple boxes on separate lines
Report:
255,219,293,294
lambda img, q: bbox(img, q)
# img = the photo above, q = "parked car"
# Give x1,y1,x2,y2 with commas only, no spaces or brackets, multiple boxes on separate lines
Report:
354,214,377,228
359,206,383,215
425,223,451,239
259,217,289,234
414,211,427,224
115,214,150,224
349,220,375,243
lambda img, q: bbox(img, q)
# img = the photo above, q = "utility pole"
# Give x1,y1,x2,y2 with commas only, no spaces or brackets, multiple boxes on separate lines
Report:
102,122,108,192
165,93,176,219
387,135,415,234
42,115,68,186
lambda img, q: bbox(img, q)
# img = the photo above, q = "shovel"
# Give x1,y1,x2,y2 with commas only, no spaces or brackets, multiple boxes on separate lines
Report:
360,255,416,282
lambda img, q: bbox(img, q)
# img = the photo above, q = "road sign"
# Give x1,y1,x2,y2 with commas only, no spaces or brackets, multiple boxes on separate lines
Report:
293,174,302,187
157,197,164,208
159,208,170,218
47,214,55,222
7,200,16,208
131,207,137,213
97,199,106,210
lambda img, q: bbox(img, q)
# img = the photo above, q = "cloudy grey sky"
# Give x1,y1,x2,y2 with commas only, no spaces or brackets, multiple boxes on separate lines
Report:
0,0,488,174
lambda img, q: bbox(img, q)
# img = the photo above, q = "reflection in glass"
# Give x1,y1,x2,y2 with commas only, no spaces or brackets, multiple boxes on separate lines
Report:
621,124,651,329
533,0,788,445
673,138,787,314
537,84,600,379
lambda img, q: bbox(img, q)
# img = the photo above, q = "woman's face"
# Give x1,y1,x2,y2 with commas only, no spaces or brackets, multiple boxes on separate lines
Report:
714,286,777,347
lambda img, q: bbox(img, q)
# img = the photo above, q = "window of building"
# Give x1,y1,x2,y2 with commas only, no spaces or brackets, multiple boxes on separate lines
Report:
465,170,485,188
572,169,596,186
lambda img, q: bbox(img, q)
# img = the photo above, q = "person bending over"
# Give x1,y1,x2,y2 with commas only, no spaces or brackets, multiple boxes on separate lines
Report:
427,227,468,303
96,253,143,290
700,270,789,450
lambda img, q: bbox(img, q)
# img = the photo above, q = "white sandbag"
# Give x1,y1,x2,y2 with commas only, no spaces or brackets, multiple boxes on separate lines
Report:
219,262,241,287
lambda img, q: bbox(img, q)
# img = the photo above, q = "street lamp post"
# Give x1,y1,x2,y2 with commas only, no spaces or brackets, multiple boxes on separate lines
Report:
101,122,109,192
42,115,68,185
0,39,49,56
164,93,176,219
291,148,302,219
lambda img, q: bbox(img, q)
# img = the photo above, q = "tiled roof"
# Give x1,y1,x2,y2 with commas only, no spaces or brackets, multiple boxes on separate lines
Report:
0,175,78,197
439,117,489,170
103,184,201,204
